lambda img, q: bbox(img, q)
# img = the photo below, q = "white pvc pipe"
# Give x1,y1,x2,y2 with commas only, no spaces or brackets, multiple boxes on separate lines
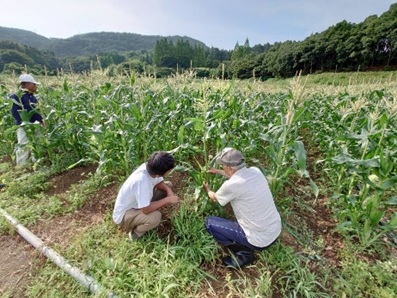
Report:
0,208,118,298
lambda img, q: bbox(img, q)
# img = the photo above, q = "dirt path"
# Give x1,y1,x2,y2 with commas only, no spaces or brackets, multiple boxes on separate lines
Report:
0,234,38,297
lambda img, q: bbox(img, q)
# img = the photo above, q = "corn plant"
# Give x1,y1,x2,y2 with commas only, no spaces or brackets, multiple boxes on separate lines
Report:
312,89,397,247
174,85,227,212
257,75,319,200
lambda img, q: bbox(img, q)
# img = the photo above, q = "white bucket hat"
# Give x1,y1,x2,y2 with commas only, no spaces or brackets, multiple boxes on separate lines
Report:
19,74,40,85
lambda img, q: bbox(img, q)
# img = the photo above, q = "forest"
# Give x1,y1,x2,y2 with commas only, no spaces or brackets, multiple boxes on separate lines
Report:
0,4,396,79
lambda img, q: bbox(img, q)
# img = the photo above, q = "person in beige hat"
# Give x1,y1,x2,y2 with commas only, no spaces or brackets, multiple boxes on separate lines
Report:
9,74,44,166
203,148,281,269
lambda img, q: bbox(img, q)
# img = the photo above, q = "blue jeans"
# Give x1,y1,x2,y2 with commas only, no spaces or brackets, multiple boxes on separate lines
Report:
205,216,274,251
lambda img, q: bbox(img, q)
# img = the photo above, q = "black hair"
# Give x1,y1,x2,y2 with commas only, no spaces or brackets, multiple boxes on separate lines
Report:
146,151,175,176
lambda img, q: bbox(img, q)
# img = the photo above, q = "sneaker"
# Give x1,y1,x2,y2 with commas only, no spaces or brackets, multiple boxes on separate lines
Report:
0,184,5,190
223,251,256,269
128,230,140,241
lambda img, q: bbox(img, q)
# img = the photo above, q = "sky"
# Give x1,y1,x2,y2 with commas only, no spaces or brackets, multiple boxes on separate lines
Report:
1,0,395,50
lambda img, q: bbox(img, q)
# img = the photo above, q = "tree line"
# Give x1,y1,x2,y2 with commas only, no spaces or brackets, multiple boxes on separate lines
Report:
1,4,396,79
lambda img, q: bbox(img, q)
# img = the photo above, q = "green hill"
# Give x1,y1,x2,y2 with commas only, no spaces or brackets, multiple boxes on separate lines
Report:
0,26,51,49
0,26,207,57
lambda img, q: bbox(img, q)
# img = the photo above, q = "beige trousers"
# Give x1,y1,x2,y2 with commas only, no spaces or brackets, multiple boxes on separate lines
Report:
119,181,172,237
121,209,162,237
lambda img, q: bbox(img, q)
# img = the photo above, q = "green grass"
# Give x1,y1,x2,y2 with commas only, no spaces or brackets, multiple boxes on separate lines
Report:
27,216,216,298
0,165,101,231
333,245,397,298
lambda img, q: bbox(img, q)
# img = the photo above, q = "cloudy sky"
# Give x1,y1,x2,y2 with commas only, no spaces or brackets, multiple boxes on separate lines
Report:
1,0,394,50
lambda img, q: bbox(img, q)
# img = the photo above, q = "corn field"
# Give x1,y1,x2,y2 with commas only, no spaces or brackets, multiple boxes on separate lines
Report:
0,71,396,297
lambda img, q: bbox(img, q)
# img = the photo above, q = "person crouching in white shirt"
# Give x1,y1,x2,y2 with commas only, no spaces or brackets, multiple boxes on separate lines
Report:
113,151,179,240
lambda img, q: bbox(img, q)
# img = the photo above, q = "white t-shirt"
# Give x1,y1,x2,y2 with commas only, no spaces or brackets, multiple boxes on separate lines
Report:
215,167,281,247
113,163,163,224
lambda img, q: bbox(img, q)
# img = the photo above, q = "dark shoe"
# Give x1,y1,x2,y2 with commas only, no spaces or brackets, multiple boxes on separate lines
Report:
223,251,256,269
0,184,5,190
226,243,249,254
